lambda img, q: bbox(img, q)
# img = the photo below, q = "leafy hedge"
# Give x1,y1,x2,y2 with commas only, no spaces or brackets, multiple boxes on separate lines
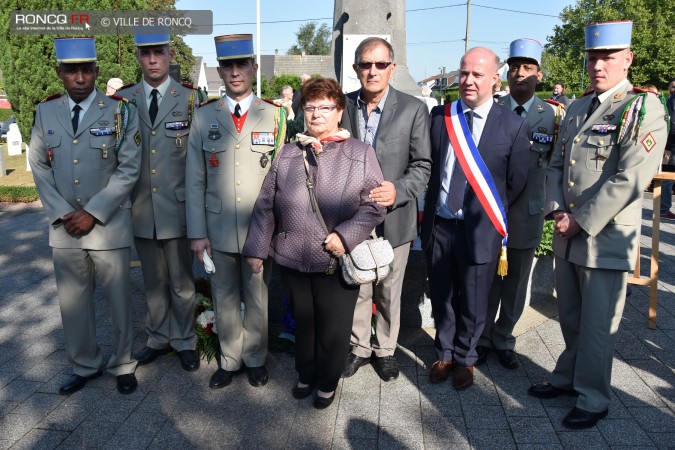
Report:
535,220,554,257
0,109,13,121
0,185,39,202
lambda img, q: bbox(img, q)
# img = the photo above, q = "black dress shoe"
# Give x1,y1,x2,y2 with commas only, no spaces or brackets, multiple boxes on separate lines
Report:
116,373,138,395
475,345,490,366
528,381,577,399
374,356,399,381
313,391,335,409
341,353,371,378
209,369,235,389
496,349,519,370
292,383,314,399
563,407,608,429
134,346,169,365
247,366,269,387
178,350,200,372
59,371,102,395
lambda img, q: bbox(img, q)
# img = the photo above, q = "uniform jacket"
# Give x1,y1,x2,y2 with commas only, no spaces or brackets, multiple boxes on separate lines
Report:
29,89,141,250
186,95,282,253
421,103,530,264
117,79,199,240
496,95,563,249
545,83,668,270
340,86,432,247
242,138,386,272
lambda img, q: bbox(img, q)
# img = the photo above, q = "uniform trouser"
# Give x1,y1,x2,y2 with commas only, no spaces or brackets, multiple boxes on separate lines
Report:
281,266,359,392
350,243,410,358
211,250,270,371
426,220,497,366
53,247,137,377
135,236,196,352
480,246,536,350
549,256,627,413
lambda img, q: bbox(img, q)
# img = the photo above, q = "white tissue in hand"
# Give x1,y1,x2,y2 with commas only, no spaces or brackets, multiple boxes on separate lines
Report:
203,250,215,274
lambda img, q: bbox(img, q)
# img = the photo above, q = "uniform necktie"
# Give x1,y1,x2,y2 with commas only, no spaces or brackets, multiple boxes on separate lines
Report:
514,105,525,116
234,103,242,118
447,111,474,213
585,96,600,122
149,89,159,125
71,105,81,134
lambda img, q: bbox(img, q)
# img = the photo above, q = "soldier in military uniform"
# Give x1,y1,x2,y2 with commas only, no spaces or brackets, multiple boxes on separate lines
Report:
186,34,285,389
29,37,141,395
528,21,668,429
118,31,204,372
478,39,565,369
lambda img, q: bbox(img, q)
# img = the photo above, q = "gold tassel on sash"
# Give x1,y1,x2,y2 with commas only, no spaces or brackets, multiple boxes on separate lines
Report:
497,246,508,277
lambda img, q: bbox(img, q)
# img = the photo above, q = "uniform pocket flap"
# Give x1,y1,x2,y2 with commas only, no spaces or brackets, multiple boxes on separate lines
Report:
204,193,221,213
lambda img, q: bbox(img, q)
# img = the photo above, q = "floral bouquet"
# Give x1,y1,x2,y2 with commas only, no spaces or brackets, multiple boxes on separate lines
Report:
194,277,220,364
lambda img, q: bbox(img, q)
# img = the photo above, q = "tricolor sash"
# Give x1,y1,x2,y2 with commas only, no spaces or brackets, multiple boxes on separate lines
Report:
444,101,508,246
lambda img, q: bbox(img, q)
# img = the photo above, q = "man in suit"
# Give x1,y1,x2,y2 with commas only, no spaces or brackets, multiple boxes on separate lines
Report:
421,47,529,390
529,21,668,429
186,34,285,389
340,37,432,382
29,37,141,395
118,32,203,372
477,39,565,369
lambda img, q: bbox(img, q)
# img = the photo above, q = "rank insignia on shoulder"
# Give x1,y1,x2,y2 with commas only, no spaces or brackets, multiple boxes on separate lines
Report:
199,98,219,107
641,133,657,152
42,92,63,102
117,83,137,91
181,82,194,89
263,98,282,107
165,121,189,130
134,131,141,146
172,111,183,117
591,124,617,134
532,132,554,143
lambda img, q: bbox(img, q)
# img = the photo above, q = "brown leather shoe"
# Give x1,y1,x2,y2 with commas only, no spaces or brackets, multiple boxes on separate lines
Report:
429,360,453,383
453,365,474,390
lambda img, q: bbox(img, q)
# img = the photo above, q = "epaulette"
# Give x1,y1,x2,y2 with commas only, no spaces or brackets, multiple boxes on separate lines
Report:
582,88,595,97
42,92,63,103
545,98,565,109
633,86,659,96
181,82,195,89
117,82,136,91
110,94,135,106
263,98,283,108
199,97,219,107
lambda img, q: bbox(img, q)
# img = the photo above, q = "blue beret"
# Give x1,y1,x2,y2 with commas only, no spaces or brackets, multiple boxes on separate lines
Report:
215,34,254,61
54,37,96,63
507,38,542,66
585,21,632,51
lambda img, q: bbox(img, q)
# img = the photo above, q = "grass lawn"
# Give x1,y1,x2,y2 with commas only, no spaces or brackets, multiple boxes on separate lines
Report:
0,143,39,202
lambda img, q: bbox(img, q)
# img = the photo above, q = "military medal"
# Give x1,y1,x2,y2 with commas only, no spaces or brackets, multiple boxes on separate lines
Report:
538,155,543,167
209,150,219,167
102,147,108,159
47,147,53,161
176,136,182,148
260,152,269,168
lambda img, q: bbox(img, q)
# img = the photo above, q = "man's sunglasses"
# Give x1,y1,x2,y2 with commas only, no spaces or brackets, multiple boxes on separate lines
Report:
356,61,392,71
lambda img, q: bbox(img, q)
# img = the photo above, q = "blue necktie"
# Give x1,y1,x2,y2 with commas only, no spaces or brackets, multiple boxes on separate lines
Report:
447,111,473,213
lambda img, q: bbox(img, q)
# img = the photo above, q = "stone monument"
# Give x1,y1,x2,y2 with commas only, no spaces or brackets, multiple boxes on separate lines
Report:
332,0,421,96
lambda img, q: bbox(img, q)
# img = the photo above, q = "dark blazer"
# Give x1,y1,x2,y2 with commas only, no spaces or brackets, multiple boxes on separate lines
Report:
340,86,432,247
421,103,530,264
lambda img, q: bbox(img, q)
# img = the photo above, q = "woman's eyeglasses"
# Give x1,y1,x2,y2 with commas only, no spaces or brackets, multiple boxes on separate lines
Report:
303,105,338,114
356,61,392,71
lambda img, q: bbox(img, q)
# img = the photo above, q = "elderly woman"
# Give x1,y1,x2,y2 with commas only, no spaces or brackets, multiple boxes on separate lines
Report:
243,77,385,409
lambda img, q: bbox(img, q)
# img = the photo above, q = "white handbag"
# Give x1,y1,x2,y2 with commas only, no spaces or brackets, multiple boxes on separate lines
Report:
341,233,394,285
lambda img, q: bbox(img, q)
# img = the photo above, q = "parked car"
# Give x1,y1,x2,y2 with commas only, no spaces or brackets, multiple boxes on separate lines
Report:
0,121,10,143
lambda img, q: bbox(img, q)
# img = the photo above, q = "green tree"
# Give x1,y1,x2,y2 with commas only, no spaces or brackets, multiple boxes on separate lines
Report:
0,0,195,141
543,0,675,92
287,21,331,56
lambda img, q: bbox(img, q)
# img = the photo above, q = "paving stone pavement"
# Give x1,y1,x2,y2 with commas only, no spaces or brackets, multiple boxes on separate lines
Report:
0,197,674,449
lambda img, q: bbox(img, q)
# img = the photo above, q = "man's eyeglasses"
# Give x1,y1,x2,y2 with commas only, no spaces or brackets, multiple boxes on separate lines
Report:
356,61,392,71
303,105,338,114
